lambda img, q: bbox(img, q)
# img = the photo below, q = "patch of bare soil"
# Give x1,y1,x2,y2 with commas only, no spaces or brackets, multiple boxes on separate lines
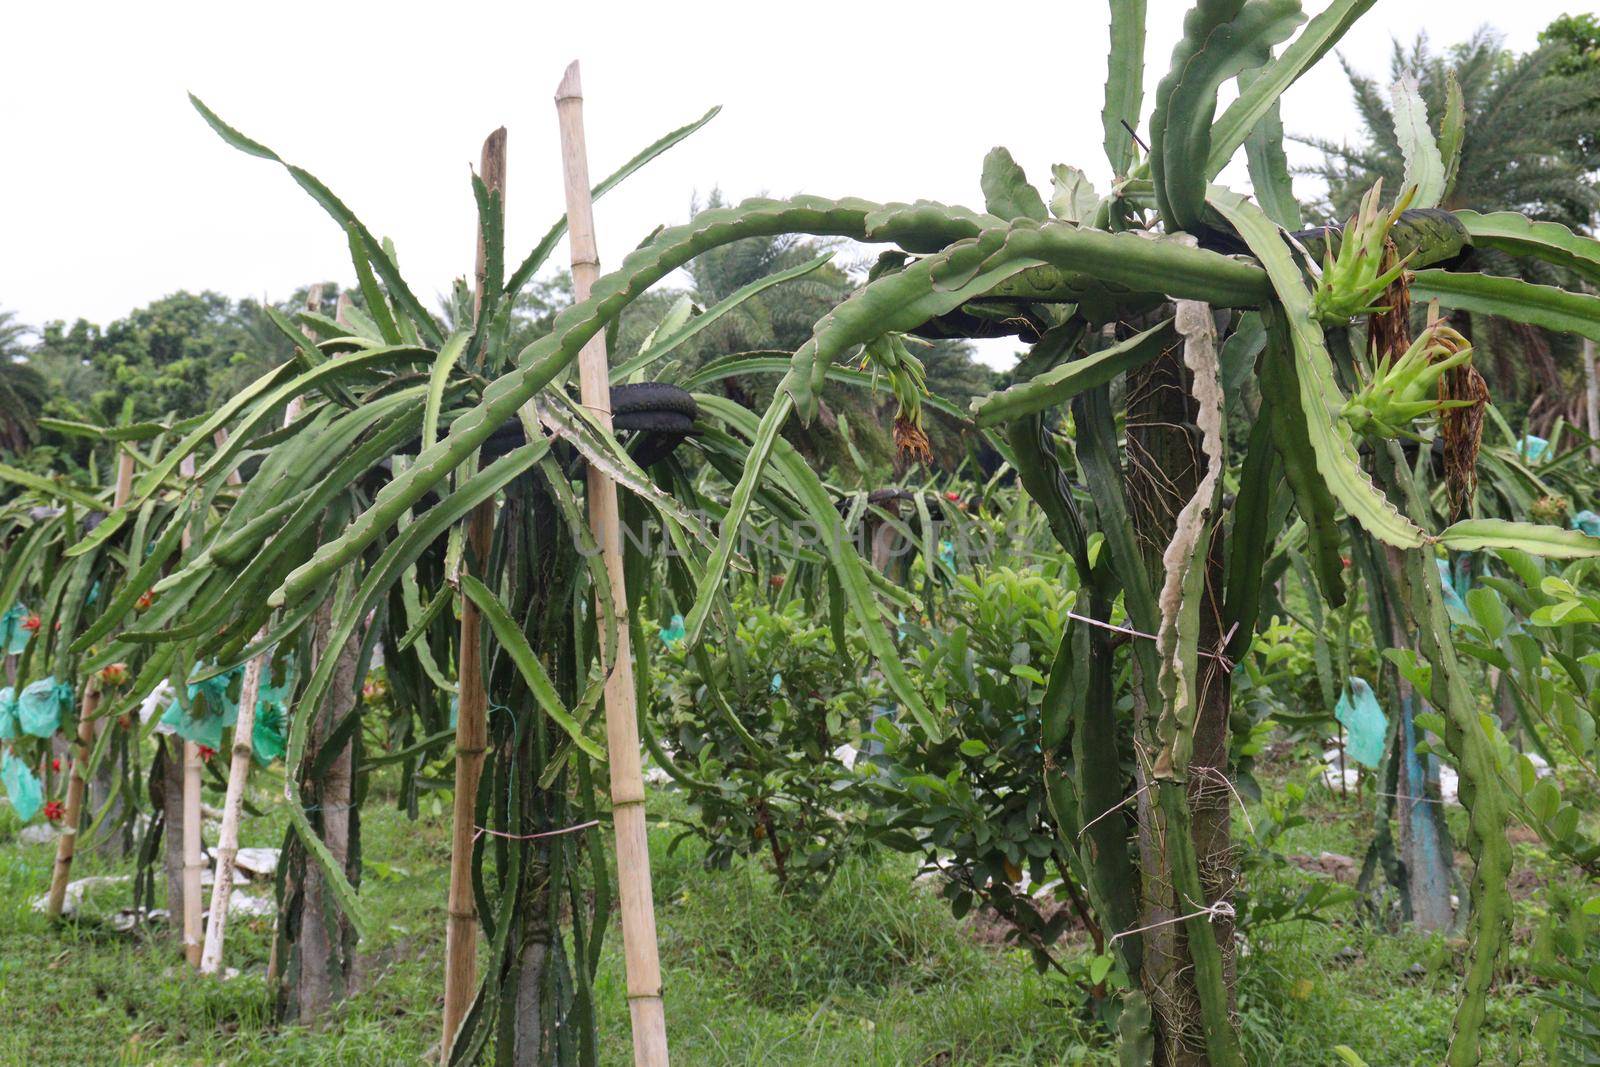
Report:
1287,851,1359,883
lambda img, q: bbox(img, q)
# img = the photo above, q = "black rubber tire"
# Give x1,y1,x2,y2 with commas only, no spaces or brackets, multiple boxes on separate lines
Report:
395,382,699,468
610,382,698,420
481,420,528,462
612,410,695,435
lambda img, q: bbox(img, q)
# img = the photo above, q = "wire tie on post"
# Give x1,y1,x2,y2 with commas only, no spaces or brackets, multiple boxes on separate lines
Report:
1065,611,1239,672
472,817,601,844
1107,899,1236,947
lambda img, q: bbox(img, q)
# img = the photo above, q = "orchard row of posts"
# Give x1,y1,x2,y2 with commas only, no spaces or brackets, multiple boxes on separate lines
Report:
31,62,673,1067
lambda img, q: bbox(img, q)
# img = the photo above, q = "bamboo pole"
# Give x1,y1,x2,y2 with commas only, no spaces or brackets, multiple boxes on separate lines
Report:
440,127,506,1064
200,425,279,974
44,449,135,918
182,748,203,964
176,453,206,966
555,60,669,1067
198,655,261,973
1584,335,1598,466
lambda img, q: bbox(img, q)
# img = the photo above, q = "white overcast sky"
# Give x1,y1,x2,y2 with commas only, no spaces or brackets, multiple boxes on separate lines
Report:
0,0,1583,368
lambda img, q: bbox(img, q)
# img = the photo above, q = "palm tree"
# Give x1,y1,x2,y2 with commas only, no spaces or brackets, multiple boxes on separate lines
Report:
1304,31,1600,225
0,309,45,455
1299,31,1600,424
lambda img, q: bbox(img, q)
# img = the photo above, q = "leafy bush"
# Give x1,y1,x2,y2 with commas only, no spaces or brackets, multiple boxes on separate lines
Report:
649,592,883,892
866,560,1099,972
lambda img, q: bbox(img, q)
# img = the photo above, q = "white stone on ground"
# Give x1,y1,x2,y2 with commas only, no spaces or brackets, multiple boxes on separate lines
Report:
31,875,129,915
225,893,274,917
234,847,279,878
1321,745,1362,792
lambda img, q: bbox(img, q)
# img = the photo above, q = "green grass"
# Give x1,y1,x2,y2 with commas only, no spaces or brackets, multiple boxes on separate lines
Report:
0,781,1105,1066
597,842,1104,1066
0,763,1566,1066
0,774,451,1066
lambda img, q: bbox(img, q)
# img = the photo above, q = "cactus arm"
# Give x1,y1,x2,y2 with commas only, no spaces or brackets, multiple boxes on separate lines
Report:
272,196,884,609
1154,0,1304,232
971,317,1177,427
1103,0,1148,177
1220,412,1285,656
1259,309,1347,606
1205,0,1378,178
1413,270,1600,343
1372,444,1512,1067
1208,187,1426,549
1452,209,1600,286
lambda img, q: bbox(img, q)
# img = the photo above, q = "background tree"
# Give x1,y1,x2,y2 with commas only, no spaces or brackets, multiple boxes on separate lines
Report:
1541,13,1600,168
0,308,46,455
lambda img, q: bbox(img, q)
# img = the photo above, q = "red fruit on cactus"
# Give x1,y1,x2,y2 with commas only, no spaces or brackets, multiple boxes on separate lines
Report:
945,491,960,502
44,800,65,821
22,614,40,632
769,574,786,588
135,590,155,611
197,745,218,761
50,758,61,772
98,662,129,686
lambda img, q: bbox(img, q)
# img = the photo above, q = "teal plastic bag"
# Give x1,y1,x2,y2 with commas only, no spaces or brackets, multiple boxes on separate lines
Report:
1,750,43,822
657,613,685,647
160,665,244,749
189,668,241,721
17,677,72,738
253,704,286,765
0,687,16,741
251,667,295,765
1520,434,1550,464
1335,678,1388,770
0,604,30,655
1436,558,1473,627
1573,510,1600,539
161,701,237,749
160,700,226,750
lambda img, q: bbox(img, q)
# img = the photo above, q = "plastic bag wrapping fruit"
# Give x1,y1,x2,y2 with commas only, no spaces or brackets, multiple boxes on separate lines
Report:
1,750,43,822
17,678,72,738
1335,678,1388,769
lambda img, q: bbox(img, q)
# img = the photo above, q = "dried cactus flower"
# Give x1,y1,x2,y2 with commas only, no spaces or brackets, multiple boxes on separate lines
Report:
1439,359,1490,521
860,332,932,464
1531,494,1572,526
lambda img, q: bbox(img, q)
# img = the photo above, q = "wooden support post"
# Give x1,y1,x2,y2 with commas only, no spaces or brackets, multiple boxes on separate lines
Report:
44,448,135,918
200,424,279,975
440,127,506,1064
182,749,203,964
177,453,205,966
1584,335,1599,466
198,654,261,974
555,60,669,1067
